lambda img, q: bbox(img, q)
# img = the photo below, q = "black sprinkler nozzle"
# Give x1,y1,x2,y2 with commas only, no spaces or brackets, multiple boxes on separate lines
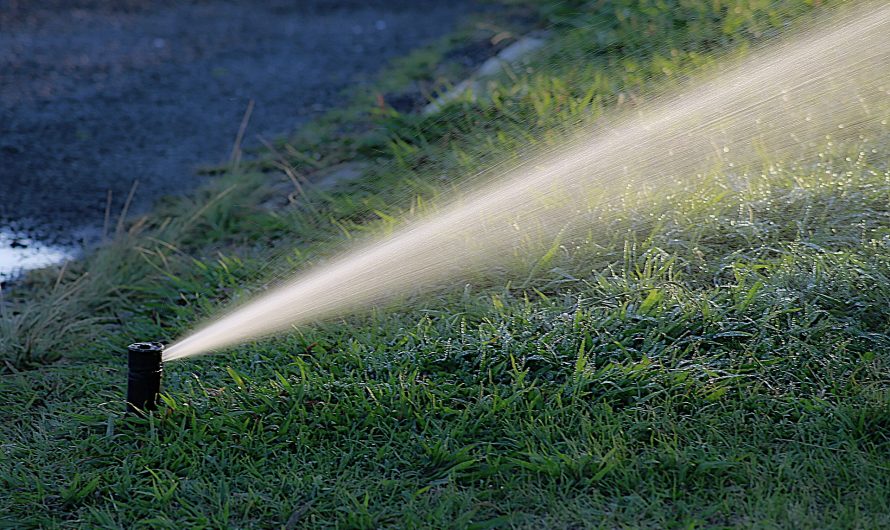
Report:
126,342,164,416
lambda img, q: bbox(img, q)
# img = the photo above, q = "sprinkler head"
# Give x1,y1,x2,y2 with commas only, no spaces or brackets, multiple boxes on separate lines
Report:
126,342,164,416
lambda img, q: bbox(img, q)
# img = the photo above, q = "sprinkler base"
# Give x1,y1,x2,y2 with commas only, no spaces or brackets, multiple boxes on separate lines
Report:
126,342,164,416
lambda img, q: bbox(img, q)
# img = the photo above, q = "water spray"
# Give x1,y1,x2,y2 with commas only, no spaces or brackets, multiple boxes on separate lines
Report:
126,342,164,416
163,3,890,361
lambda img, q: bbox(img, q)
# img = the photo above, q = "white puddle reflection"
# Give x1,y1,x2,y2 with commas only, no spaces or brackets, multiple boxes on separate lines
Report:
0,228,74,280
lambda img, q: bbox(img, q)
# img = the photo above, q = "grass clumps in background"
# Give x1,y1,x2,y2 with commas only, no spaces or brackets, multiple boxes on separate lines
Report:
2,0,890,527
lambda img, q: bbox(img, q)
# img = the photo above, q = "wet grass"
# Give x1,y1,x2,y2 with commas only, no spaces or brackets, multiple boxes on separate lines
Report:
2,0,889,527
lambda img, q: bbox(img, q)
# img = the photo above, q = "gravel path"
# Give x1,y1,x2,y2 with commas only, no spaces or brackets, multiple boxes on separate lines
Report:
0,0,478,277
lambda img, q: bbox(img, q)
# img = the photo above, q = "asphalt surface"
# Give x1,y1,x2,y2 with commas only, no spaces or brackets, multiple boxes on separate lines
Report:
0,0,478,276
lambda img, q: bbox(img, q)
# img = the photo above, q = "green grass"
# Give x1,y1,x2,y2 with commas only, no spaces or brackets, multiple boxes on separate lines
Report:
3,0,890,527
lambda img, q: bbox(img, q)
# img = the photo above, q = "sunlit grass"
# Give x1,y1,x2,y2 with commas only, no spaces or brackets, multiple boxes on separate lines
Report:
2,1,889,527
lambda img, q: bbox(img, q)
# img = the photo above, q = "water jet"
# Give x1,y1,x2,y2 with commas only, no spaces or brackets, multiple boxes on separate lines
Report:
126,342,164,416
163,3,890,362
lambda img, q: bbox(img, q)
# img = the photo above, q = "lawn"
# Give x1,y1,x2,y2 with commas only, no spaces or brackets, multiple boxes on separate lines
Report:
2,1,889,528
